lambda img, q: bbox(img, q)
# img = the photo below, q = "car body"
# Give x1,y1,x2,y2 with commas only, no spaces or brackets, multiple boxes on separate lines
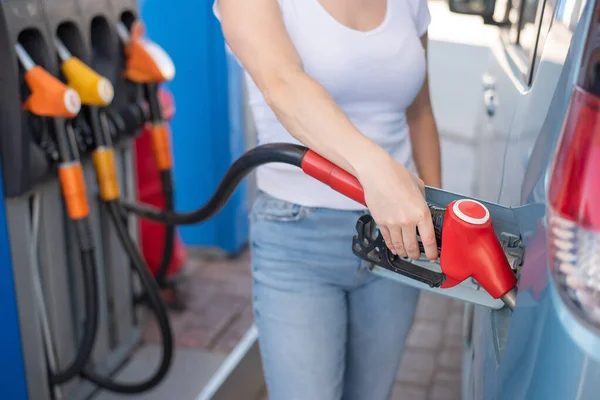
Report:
443,0,600,398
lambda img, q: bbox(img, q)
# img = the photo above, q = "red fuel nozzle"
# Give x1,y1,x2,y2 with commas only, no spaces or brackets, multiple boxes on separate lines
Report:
438,199,518,308
300,150,518,309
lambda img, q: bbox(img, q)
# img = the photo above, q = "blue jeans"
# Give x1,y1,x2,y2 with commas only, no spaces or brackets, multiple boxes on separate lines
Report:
249,191,420,400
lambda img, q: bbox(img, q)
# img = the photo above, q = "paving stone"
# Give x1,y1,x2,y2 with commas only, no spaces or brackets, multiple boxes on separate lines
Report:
428,380,461,400
434,368,462,385
450,300,465,313
415,291,451,321
438,348,463,371
443,332,464,350
444,310,464,337
143,311,188,344
211,304,256,354
397,349,436,386
406,320,444,350
391,383,428,400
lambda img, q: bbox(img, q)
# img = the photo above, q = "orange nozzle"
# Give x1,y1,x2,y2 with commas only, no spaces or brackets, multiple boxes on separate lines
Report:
23,66,81,118
58,163,90,220
150,123,173,171
123,21,175,84
92,147,120,201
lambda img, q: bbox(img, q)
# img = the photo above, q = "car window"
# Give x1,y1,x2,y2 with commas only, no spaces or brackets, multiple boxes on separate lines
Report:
555,0,586,32
531,0,585,79
518,0,544,61
504,0,547,83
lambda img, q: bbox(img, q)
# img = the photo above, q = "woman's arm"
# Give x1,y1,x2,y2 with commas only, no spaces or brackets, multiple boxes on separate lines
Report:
407,34,442,188
218,0,377,177
218,0,438,261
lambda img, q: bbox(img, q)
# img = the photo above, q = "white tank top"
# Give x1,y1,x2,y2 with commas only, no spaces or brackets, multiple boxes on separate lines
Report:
213,0,431,210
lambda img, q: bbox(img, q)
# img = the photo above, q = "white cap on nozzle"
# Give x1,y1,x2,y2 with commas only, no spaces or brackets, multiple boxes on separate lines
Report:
452,199,490,225
15,43,35,71
116,22,131,44
54,38,72,62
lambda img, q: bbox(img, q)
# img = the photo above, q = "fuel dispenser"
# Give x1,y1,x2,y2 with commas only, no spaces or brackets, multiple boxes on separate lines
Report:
0,0,177,399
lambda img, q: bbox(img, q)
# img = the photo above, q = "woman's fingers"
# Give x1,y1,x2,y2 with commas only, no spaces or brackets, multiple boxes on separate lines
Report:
401,225,421,260
378,225,392,250
388,226,407,258
413,176,426,197
380,225,400,257
417,219,438,261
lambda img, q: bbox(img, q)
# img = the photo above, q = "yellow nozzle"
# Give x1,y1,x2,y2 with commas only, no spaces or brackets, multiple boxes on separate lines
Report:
61,57,114,107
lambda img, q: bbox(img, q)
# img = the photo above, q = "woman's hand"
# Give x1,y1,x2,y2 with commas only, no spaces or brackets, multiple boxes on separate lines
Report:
354,153,438,262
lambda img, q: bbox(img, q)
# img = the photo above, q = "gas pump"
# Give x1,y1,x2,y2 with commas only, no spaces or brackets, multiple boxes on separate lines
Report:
50,36,175,394
0,0,177,397
15,44,101,388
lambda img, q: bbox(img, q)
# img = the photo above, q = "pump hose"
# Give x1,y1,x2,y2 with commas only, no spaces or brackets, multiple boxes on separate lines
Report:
121,143,308,224
49,219,100,385
80,200,173,393
155,170,175,288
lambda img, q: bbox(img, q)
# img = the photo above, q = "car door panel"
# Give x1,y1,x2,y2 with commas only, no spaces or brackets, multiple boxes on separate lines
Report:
444,0,595,397
498,25,574,206
483,0,592,398
458,0,551,397
473,41,523,203
492,0,593,399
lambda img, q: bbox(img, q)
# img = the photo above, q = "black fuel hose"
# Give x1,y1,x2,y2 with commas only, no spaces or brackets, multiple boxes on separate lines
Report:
155,169,175,288
49,219,100,385
48,119,100,386
146,82,175,289
80,200,173,393
120,143,308,225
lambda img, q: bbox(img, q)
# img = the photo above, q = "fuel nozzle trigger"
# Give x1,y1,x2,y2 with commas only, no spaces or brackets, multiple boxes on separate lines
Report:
352,203,446,288
351,199,518,310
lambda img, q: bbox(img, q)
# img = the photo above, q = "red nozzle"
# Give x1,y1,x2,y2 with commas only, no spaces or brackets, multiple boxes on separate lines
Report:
439,199,517,298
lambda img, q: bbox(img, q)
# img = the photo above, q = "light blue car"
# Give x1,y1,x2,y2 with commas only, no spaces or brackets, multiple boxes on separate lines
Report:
391,0,600,397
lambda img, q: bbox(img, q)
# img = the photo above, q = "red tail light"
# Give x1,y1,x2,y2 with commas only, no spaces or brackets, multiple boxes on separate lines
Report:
548,86,600,325
549,86,600,229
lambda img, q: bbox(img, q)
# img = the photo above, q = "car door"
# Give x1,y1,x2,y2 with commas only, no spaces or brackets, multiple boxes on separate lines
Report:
468,0,586,398
366,0,589,397
460,0,553,397
491,1,586,400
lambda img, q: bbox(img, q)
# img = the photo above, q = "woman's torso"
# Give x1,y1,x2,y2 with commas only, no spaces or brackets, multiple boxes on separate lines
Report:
216,0,430,210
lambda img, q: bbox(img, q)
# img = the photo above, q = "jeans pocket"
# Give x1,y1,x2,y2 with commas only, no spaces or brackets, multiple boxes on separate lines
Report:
250,192,311,223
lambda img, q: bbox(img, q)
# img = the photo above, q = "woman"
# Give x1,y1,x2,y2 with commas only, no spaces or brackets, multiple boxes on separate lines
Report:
214,0,441,398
